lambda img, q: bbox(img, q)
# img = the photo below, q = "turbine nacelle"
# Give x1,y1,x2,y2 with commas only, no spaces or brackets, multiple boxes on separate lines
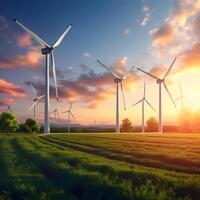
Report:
41,47,54,55
114,78,122,83
156,79,163,84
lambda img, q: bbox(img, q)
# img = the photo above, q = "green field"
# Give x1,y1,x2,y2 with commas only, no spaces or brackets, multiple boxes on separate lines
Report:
0,133,200,200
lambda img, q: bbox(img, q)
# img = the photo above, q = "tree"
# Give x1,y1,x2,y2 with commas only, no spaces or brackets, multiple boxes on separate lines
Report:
121,118,133,132
23,118,41,133
146,117,158,132
0,112,19,133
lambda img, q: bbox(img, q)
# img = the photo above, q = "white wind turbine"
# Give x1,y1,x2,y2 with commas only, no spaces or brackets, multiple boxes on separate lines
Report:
62,103,75,133
29,84,45,120
175,82,194,109
5,106,12,113
132,82,156,133
50,109,60,123
137,57,177,133
97,60,135,133
92,118,97,126
13,18,72,133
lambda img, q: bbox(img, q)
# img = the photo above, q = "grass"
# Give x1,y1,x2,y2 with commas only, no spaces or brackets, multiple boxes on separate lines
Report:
0,133,200,199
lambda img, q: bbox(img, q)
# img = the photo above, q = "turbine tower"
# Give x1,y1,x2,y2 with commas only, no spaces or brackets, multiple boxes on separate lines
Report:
137,57,177,133
29,84,45,120
5,106,12,113
50,109,60,123
175,83,193,109
97,60,134,133
13,18,72,133
62,103,75,133
132,82,156,133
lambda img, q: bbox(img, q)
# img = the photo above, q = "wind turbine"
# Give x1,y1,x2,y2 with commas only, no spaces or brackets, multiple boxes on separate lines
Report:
5,106,12,113
137,57,177,133
13,18,72,133
132,82,156,133
50,109,60,123
97,60,135,133
29,84,45,120
62,103,75,133
175,83,193,109
92,118,96,125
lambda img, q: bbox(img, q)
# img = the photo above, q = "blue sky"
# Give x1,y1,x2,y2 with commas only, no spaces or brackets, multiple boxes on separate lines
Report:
3,0,199,125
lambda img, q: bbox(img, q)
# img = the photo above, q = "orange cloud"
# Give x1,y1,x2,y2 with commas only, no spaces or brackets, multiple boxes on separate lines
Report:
0,46,42,69
25,57,140,108
0,98,14,106
150,0,200,57
0,79,26,97
177,42,200,71
149,65,166,78
16,33,32,47
151,23,176,48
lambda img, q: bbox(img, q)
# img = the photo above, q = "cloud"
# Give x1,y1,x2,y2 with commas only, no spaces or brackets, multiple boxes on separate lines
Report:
193,14,200,40
0,46,42,69
16,33,33,48
123,28,131,35
25,57,140,108
0,16,12,44
177,42,200,71
0,18,43,70
140,5,151,26
151,23,176,48
82,52,91,57
150,0,200,57
0,98,14,107
149,65,167,78
0,79,26,97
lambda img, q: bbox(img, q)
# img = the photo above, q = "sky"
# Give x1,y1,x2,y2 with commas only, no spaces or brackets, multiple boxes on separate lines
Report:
1,0,200,126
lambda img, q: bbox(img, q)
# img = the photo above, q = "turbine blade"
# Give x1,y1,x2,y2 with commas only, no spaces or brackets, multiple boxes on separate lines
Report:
184,97,195,105
28,100,38,111
163,57,177,80
53,24,72,48
31,84,37,98
70,112,75,119
145,99,156,111
38,95,45,100
13,18,50,47
97,60,121,79
69,103,73,111
56,111,60,120
120,81,126,110
122,66,135,79
50,51,59,101
137,67,159,80
163,82,176,107
132,99,142,107
179,82,183,96
174,97,181,102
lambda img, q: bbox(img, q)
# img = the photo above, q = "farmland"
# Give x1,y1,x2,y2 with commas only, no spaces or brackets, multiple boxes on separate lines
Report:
0,133,200,200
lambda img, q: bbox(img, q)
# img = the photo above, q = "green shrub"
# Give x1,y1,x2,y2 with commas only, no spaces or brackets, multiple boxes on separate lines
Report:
0,112,19,133
23,118,41,133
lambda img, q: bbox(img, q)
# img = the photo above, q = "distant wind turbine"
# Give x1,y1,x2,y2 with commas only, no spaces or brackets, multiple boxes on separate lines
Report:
5,106,12,113
137,57,177,133
132,82,156,133
97,60,135,133
92,118,96,125
50,109,60,123
13,18,72,133
175,82,194,109
62,103,75,133
29,84,45,120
